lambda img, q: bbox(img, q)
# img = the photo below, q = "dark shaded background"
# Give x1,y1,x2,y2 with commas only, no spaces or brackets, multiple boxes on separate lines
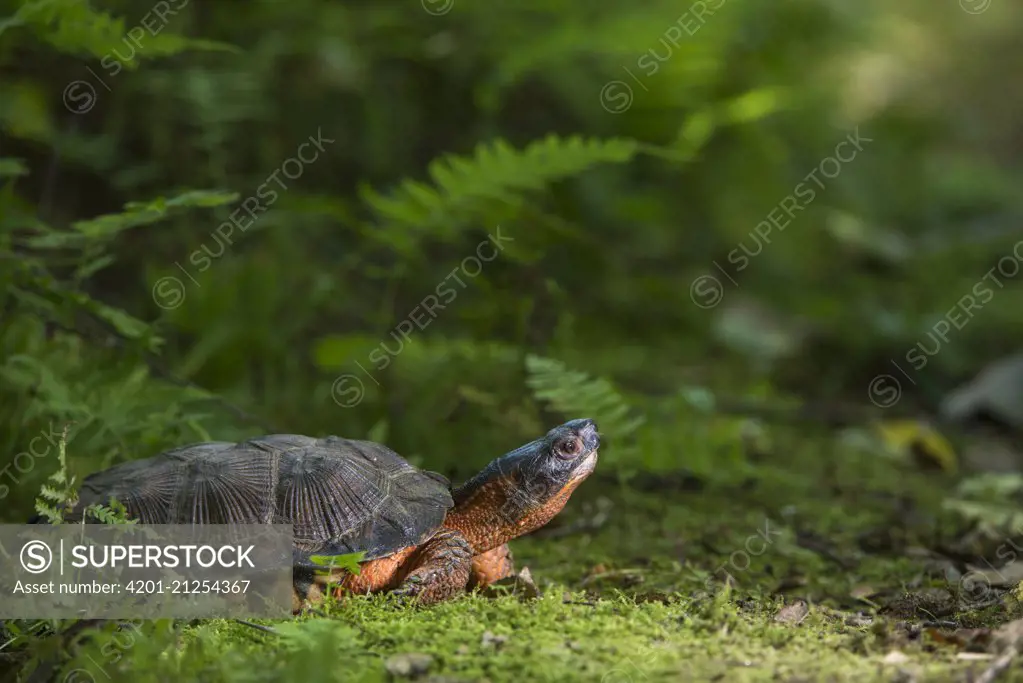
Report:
2,0,1023,514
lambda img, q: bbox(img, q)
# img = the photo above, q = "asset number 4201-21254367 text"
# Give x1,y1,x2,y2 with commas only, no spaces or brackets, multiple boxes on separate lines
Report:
125,579,250,594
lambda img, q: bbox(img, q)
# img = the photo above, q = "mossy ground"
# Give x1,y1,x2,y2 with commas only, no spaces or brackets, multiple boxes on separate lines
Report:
8,428,1023,682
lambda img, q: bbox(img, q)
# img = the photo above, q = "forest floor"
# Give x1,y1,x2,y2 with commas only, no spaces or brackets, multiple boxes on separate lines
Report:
8,426,1023,682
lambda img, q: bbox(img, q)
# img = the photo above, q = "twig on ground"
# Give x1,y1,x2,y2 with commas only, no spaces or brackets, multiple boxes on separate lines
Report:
233,620,279,636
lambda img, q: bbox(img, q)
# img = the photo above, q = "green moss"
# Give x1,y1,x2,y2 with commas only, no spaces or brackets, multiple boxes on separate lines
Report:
13,430,1023,682
47,592,995,682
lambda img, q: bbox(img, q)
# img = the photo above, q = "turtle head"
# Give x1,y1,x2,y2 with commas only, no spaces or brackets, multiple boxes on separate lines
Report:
446,419,600,553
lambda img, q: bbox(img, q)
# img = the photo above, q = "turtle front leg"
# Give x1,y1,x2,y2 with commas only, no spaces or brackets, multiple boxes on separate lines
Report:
392,528,473,605
469,544,514,589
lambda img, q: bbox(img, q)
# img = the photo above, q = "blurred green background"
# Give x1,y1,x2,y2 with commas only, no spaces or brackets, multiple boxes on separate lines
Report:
2,0,1023,515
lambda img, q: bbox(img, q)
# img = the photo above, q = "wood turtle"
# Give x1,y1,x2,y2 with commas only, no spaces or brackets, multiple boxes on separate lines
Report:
54,418,600,608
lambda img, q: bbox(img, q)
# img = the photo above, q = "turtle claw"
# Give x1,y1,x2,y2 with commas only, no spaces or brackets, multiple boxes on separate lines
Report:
391,594,416,608
391,577,425,607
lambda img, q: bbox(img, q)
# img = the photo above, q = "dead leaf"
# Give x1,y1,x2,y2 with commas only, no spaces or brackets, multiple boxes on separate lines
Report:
964,561,1023,587
481,567,541,600
883,651,910,665
924,628,992,649
874,420,957,474
775,600,809,625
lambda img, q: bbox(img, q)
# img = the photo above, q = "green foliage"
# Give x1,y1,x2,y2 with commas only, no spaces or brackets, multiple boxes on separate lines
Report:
943,472,1023,535
32,423,75,523
361,135,641,254
25,190,239,249
83,497,136,525
31,423,137,524
308,552,366,577
5,0,1008,483
4,189,241,360
0,189,247,515
1,0,1022,677
0,187,252,511
2,0,235,60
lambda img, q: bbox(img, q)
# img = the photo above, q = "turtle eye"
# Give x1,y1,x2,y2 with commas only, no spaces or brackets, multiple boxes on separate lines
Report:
555,437,582,459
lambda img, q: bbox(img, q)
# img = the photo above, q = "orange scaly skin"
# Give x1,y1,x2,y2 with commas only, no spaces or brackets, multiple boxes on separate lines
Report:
387,528,474,603
444,470,590,553
294,472,586,609
293,419,599,610
292,548,415,611
342,547,416,594
469,544,515,588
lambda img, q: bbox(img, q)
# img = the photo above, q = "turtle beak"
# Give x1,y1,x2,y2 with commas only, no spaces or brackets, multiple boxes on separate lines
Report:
571,418,599,476
576,419,600,452
577,449,598,477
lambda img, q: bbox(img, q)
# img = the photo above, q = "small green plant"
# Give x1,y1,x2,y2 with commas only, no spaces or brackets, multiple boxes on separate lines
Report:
32,424,135,524
308,551,366,577
32,423,76,524
82,496,136,524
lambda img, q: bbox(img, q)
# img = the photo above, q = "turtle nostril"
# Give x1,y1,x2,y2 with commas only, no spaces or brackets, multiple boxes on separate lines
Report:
577,420,599,448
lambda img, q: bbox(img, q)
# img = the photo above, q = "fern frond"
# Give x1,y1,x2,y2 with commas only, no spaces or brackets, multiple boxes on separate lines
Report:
2,0,236,61
37,484,66,502
525,355,645,462
361,135,638,247
84,499,136,525
33,501,61,523
31,424,75,523
24,190,239,249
